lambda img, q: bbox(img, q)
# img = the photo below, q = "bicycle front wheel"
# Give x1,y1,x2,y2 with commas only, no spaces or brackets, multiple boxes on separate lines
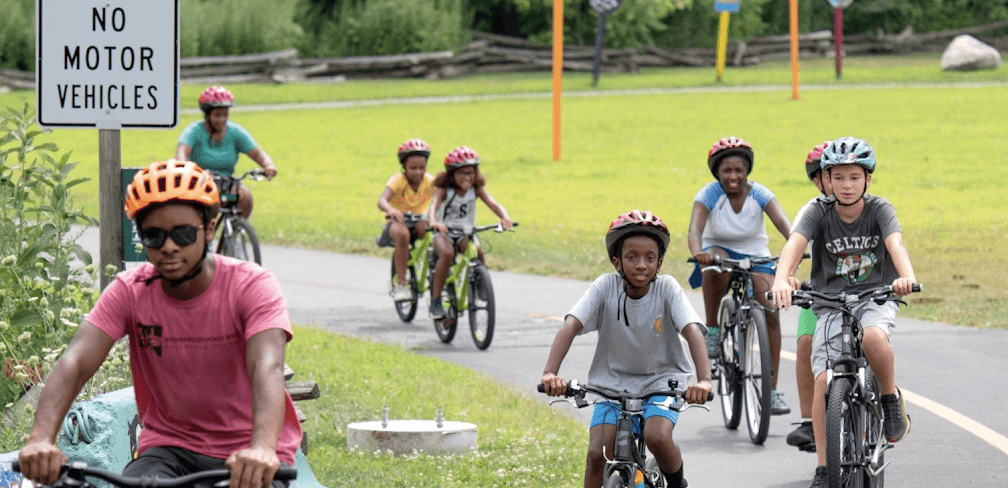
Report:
742,308,771,444
603,471,628,488
217,218,262,265
826,377,864,488
717,296,743,430
467,264,495,350
433,283,458,343
864,367,885,487
390,261,418,322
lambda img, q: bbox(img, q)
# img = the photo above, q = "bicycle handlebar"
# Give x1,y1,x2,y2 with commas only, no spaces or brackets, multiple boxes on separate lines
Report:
765,284,922,308
441,222,519,236
537,380,713,411
12,461,297,488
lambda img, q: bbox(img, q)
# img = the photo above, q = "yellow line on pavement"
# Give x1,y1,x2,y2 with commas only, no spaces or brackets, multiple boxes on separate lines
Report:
779,350,1008,458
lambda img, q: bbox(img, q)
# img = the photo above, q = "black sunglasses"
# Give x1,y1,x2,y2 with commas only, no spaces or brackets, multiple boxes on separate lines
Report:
140,225,203,249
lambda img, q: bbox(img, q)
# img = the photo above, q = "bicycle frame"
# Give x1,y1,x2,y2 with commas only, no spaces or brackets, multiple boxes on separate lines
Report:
540,380,709,488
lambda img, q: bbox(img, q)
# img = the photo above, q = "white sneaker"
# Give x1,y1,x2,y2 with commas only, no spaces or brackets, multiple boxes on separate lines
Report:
391,284,412,302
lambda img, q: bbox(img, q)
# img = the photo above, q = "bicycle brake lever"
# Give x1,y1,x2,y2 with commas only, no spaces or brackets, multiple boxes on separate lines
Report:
548,398,580,408
677,403,711,413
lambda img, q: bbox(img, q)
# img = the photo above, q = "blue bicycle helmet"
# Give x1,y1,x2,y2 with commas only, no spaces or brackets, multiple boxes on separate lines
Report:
821,137,876,174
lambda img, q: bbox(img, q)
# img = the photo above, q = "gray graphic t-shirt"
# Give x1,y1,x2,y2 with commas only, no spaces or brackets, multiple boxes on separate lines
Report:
569,274,705,395
793,194,902,303
436,187,477,233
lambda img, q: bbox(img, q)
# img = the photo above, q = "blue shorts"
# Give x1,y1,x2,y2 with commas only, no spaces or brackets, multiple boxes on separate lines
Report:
689,246,777,289
589,396,680,434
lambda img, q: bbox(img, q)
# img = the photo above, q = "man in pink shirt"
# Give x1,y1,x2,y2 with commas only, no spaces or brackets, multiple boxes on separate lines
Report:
18,160,301,488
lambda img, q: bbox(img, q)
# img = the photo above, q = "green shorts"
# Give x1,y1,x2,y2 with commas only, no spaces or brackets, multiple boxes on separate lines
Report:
798,307,817,339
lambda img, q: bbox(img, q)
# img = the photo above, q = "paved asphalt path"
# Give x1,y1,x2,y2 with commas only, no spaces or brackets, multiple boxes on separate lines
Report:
88,229,1007,487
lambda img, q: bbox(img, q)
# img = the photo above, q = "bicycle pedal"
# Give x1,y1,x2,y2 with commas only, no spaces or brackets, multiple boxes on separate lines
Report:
798,443,817,453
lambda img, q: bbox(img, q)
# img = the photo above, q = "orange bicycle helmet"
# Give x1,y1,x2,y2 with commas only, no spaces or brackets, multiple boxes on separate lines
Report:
444,146,480,170
805,140,832,181
398,138,431,163
125,160,220,221
707,136,754,178
605,210,671,259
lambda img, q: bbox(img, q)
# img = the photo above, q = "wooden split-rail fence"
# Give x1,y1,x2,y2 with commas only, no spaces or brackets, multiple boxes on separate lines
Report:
2,21,1005,89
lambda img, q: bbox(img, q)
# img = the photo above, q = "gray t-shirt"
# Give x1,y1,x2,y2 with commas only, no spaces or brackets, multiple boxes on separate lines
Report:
569,274,705,395
793,194,902,304
436,186,477,233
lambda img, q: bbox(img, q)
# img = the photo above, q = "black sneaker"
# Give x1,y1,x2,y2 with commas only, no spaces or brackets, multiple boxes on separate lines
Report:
429,300,446,319
809,466,827,488
786,420,815,450
882,388,910,442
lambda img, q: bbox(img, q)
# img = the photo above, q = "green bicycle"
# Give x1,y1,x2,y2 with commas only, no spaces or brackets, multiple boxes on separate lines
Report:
389,213,434,322
429,222,517,350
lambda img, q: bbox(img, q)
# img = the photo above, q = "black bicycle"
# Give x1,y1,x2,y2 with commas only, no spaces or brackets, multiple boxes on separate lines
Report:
772,283,920,488
12,461,297,488
688,254,778,444
538,379,711,488
210,169,265,265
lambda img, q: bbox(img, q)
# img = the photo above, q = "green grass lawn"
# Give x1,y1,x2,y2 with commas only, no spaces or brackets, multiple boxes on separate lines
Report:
287,326,588,487
2,54,1005,327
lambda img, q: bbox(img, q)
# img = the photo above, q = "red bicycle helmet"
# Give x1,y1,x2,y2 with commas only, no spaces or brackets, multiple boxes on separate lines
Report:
198,86,234,112
805,140,832,181
707,136,754,178
397,138,431,164
605,210,671,259
444,146,480,170
125,160,220,220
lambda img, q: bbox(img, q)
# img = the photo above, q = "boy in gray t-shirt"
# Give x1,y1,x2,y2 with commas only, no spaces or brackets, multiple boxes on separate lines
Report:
771,138,918,488
541,210,710,488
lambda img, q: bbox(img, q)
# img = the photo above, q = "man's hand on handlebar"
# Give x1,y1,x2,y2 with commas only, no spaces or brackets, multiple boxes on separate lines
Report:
386,208,405,224
684,380,712,405
891,277,918,297
225,446,280,488
691,251,714,266
540,373,567,397
17,440,68,486
500,218,514,231
771,279,796,310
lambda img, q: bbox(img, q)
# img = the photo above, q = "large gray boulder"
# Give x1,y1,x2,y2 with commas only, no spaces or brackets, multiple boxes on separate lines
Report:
941,34,1002,71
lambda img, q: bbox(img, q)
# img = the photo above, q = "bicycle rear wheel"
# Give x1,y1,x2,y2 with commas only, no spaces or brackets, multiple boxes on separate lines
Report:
826,377,864,488
742,308,771,444
217,217,262,265
390,261,418,322
433,283,458,343
467,264,495,350
716,296,743,430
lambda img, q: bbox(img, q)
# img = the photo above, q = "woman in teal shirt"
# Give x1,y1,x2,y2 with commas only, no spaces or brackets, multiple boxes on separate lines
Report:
176,86,276,219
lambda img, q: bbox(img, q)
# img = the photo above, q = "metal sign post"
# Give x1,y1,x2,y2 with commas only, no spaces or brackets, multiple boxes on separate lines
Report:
714,0,741,82
827,0,854,79
589,0,623,87
36,0,179,289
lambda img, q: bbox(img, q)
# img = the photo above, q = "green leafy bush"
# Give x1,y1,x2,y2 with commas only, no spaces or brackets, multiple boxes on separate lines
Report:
0,105,130,451
180,0,304,57
296,0,465,57
0,0,34,71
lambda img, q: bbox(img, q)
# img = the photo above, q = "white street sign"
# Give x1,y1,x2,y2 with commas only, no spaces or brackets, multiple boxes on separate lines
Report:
36,0,179,128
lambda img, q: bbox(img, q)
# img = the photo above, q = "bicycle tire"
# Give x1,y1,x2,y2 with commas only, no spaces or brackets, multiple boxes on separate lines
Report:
826,377,863,488
742,308,772,444
467,264,495,350
217,217,262,265
390,261,418,322
603,471,628,488
864,367,884,487
433,283,458,343
716,296,743,430
645,458,667,488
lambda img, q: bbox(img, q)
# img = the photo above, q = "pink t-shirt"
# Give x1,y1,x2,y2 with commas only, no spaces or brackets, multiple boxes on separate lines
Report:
87,255,302,465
